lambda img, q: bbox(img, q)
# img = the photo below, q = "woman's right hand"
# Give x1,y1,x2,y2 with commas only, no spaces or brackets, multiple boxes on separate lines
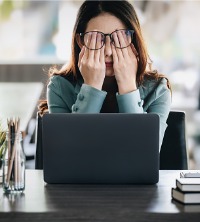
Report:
78,32,105,90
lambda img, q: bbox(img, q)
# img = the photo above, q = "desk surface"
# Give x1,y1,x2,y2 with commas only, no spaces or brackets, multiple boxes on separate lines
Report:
0,82,43,132
0,170,200,221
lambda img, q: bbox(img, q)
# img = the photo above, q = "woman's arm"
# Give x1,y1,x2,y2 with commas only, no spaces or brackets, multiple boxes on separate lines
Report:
116,89,143,113
47,76,107,113
71,84,107,113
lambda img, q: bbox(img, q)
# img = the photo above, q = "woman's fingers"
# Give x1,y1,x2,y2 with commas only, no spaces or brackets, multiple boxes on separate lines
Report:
112,32,123,60
117,30,129,58
130,44,139,62
87,32,97,59
94,32,102,62
79,32,104,67
111,43,118,63
78,32,105,87
78,46,85,67
99,45,105,64
112,31,120,48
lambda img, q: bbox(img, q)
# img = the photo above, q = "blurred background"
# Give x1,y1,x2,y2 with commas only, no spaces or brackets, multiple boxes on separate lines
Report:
0,0,200,169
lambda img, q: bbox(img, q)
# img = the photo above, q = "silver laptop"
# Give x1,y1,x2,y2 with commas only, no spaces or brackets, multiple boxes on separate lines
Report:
42,113,159,184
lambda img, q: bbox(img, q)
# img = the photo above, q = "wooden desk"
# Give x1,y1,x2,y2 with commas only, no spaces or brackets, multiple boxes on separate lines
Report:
0,170,200,221
0,82,43,133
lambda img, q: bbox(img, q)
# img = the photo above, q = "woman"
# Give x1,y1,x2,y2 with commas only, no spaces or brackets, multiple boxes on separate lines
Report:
39,0,171,148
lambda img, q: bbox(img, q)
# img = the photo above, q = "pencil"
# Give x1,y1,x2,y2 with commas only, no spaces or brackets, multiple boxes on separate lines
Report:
6,118,20,188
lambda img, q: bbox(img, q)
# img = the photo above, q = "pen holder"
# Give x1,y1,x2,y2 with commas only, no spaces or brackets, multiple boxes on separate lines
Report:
2,132,25,193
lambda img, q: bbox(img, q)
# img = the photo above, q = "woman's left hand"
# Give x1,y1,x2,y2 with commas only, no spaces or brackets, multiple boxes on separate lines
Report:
111,31,138,94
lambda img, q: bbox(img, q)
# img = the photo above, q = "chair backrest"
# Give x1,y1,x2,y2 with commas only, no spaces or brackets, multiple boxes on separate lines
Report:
35,111,188,170
35,112,43,169
160,111,188,170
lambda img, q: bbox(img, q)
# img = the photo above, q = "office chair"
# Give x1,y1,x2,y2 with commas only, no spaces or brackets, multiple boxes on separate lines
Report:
35,112,43,169
160,111,188,170
35,111,188,170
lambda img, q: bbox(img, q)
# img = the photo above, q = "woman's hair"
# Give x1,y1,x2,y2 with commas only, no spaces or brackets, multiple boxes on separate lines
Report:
38,0,170,114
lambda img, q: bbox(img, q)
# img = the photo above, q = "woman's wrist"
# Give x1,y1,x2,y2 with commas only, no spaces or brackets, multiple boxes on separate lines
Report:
84,81,103,91
118,82,137,95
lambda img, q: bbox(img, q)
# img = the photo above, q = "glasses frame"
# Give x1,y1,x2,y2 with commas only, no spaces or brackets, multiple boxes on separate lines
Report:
79,29,135,50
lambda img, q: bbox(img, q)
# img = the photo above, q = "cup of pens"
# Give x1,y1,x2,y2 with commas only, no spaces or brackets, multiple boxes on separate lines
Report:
2,118,25,193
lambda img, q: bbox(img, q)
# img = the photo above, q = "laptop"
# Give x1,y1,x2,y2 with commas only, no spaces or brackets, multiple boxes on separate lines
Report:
42,113,159,184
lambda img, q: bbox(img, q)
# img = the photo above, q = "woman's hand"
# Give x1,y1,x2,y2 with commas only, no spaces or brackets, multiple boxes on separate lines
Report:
111,31,138,94
78,32,105,90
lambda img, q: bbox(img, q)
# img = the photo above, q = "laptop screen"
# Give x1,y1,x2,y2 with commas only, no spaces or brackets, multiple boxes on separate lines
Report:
42,113,159,184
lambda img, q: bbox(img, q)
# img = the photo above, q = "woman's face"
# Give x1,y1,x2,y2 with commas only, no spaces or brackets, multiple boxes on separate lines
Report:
85,13,127,77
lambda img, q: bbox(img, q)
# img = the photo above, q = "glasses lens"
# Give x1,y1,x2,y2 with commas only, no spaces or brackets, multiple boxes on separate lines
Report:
111,30,133,49
83,32,104,50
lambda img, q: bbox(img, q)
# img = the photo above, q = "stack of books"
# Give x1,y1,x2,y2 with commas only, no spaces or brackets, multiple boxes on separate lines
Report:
172,178,200,204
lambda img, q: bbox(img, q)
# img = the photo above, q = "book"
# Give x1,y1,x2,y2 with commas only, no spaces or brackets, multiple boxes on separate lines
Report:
176,178,200,192
172,199,200,212
180,172,200,178
172,188,200,204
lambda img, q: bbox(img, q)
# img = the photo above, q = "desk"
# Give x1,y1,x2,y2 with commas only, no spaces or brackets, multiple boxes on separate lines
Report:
0,170,200,221
0,83,43,133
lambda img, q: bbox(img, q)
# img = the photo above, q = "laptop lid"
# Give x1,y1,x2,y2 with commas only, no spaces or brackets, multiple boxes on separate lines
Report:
42,113,159,184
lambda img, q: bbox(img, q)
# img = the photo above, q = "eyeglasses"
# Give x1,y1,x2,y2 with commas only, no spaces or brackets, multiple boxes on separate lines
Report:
79,29,134,50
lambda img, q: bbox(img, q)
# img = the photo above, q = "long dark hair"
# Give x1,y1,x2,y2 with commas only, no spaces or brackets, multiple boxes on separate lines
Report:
39,0,170,114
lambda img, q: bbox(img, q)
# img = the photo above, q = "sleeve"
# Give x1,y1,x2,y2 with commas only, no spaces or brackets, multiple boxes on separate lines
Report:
147,85,171,150
116,89,144,113
47,76,107,113
47,77,71,113
72,84,107,113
